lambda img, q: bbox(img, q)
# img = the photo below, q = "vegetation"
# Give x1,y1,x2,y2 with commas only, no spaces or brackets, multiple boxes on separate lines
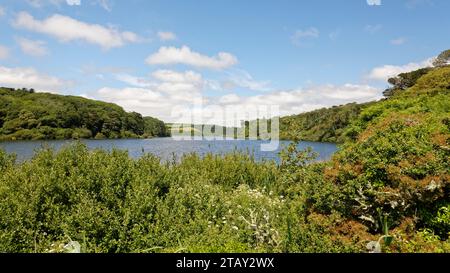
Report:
383,68,433,97
0,51,448,253
279,102,373,143
433,49,450,67
143,117,169,138
0,88,168,141
326,66,450,242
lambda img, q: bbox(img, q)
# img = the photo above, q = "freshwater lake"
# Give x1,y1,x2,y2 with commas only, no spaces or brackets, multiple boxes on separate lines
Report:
0,138,338,163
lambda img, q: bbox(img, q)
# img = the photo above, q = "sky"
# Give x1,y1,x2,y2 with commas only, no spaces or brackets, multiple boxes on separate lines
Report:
0,0,449,125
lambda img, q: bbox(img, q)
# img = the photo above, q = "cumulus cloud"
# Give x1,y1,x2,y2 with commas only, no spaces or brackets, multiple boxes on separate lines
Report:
114,70,205,102
97,71,207,121
146,46,238,70
366,58,434,82
227,84,381,117
0,45,9,60
96,70,382,125
291,27,319,46
13,12,141,49
152,70,203,84
0,66,70,92
16,37,49,57
367,0,381,6
157,31,176,41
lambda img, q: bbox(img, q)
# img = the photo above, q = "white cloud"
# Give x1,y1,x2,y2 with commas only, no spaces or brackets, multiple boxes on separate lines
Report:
66,0,81,5
96,73,382,125
115,70,205,102
367,0,381,6
0,66,70,92
146,46,238,70
390,37,406,45
16,37,49,57
291,27,320,46
366,58,434,82
229,84,381,118
98,87,163,103
152,70,203,85
157,31,176,41
224,69,272,92
0,6,5,17
0,45,9,60
219,93,241,104
13,12,141,49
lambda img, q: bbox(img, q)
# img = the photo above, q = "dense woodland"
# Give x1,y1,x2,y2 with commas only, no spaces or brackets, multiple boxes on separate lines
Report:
279,102,374,143
0,88,168,140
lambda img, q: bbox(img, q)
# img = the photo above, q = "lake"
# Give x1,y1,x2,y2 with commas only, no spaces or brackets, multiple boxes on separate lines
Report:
0,138,338,163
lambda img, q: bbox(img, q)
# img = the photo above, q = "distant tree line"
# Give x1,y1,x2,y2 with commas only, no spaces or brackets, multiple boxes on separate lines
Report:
0,88,168,141
278,102,374,143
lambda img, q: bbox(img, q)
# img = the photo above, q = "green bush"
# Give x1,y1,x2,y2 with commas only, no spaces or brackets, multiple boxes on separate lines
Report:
325,67,450,238
0,143,363,253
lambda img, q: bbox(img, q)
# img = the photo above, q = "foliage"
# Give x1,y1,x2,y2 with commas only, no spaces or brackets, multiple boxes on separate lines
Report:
323,67,450,240
0,143,366,253
383,49,450,97
0,88,167,140
279,102,373,143
383,68,432,97
143,116,169,138
433,49,450,67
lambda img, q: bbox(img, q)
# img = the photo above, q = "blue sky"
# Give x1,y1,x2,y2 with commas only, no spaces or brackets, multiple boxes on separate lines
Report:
0,0,449,123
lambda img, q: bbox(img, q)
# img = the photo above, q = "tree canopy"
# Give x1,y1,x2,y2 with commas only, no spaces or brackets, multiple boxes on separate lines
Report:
0,88,167,140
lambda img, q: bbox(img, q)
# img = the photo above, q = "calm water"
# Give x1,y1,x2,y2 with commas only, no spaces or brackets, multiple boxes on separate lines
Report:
0,138,338,163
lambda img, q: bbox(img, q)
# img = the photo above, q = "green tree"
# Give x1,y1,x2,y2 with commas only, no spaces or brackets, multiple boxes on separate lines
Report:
432,49,450,67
